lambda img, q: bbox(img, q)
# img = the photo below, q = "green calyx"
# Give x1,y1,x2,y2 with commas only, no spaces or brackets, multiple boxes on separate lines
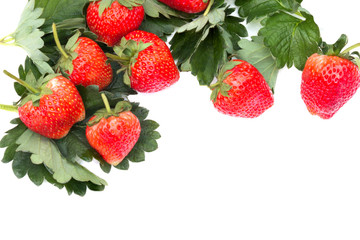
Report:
320,34,360,68
106,37,153,87
209,60,242,103
97,0,145,17
87,93,133,127
320,34,348,57
52,23,80,76
3,69,58,107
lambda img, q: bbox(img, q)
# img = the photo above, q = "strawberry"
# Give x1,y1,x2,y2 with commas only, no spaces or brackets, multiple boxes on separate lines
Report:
1,71,85,139
53,25,113,91
86,94,141,166
86,0,145,47
107,30,180,93
158,0,210,13
210,60,274,118
301,35,360,119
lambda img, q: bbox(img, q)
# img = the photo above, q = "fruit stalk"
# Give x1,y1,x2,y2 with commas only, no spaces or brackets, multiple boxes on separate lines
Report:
52,23,70,59
203,0,214,16
342,43,360,55
3,70,39,94
101,93,112,114
0,104,18,113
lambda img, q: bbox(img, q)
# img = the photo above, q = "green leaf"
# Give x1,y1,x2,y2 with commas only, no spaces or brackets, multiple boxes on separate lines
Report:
190,27,227,85
0,121,28,148
12,152,33,179
11,150,62,188
35,0,89,33
53,18,87,32
236,0,303,22
27,164,47,186
177,7,225,33
139,15,188,41
100,161,112,173
10,0,53,74
130,103,149,121
65,180,87,196
114,159,130,170
16,129,107,186
2,144,18,163
126,148,145,162
0,119,107,196
220,16,248,52
170,4,248,85
131,118,160,154
15,65,27,96
170,29,204,68
140,120,160,133
236,36,279,92
24,57,43,79
259,11,321,70
55,126,94,162
143,0,190,19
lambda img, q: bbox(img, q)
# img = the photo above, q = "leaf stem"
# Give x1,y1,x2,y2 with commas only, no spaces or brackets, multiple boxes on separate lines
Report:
101,93,112,114
3,70,39,94
0,34,16,46
0,104,18,113
52,23,69,59
203,0,214,16
0,33,14,42
342,43,360,54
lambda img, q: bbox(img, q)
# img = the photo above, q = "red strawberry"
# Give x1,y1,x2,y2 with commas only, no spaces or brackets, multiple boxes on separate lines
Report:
301,35,360,119
86,0,145,47
158,0,209,13
53,25,113,91
86,94,141,166
11,74,85,139
301,54,360,119
107,30,180,93
211,60,274,118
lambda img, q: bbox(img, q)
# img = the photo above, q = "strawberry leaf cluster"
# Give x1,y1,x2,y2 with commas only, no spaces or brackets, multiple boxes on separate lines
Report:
1,58,160,196
170,0,248,85
236,0,303,23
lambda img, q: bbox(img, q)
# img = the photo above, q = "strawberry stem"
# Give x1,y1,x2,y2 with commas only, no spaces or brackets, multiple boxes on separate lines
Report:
3,70,39,94
52,23,69,59
203,0,214,16
101,93,112,114
342,43,360,54
0,104,18,113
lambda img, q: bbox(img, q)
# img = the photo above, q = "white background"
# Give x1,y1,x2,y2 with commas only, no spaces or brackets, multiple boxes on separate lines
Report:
0,1,360,239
